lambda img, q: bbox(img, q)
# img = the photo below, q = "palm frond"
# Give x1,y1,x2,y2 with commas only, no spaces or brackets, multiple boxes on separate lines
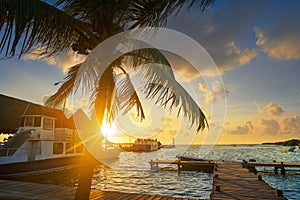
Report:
128,0,215,28
116,67,145,120
90,66,117,125
46,56,100,107
45,64,80,107
140,63,208,132
0,0,98,58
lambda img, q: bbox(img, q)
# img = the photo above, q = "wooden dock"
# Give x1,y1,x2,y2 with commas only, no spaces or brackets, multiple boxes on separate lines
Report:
210,162,287,200
243,161,300,174
1,159,298,200
0,179,196,200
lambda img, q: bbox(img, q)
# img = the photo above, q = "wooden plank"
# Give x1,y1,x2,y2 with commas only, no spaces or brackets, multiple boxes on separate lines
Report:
111,192,137,200
246,161,300,168
210,162,287,200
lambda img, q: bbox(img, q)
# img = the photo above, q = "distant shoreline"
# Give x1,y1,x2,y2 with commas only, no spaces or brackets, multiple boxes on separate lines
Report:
262,139,300,146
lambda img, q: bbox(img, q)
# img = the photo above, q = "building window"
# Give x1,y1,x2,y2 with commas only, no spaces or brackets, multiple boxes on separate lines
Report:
76,143,84,153
53,143,63,154
66,143,74,154
25,116,34,127
34,117,41,127
43,118,53,130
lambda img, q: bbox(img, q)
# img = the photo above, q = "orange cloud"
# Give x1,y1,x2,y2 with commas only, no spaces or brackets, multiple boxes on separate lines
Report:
23,48,86,73
199,81,229,104
229,121,253,135
255,27,300,61
281,115,300,134
260,118,279,135
265,103,284,117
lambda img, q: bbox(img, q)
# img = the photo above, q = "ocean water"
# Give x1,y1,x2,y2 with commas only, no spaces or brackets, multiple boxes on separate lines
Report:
92,145,300,200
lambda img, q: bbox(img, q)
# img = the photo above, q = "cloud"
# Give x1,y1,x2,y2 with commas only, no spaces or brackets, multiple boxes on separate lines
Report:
229,121,253,135
41,94,89,117
253,1,300,61
260,118,279,135
199,81,229,104
41,94,50,105
222,41,257,69
23,48,86,73
167,1,300,76
265,103,284,117
281,115,300,134
237,48,257,65
167,1,267,76
255,27,300,61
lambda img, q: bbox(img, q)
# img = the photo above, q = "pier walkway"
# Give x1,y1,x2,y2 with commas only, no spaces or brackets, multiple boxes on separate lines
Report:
243,161,300,174
0,179,196,200
210,162,286,200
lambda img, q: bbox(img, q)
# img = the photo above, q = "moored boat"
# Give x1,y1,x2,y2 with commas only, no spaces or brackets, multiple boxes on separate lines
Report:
131,138,161,152
0,94,120,177
0,114,84,176
279,146,295,153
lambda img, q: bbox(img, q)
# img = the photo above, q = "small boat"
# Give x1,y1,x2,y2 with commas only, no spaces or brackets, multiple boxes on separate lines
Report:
279,146,295,153
295,143,300,149
130,138,161,152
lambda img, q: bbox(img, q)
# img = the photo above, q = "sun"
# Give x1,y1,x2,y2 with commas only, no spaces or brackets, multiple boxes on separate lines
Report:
101,121,115,140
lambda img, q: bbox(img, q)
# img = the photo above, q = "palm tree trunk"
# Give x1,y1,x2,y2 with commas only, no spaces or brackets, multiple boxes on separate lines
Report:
74,149,99,200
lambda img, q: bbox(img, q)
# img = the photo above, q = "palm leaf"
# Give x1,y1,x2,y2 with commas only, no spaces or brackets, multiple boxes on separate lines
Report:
128,0,215,28
140,63,208,131
45,64,81,107
90,66,117,125
0,0,98,58
116,67,145,120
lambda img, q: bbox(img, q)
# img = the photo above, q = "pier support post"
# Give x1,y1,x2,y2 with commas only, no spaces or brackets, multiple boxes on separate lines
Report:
281,167,285,175
280,162,285,175
177,160,181,171
275,189,283,197
257,175,262,181
150,160,159,170
274,167,278,174
215,185,220,191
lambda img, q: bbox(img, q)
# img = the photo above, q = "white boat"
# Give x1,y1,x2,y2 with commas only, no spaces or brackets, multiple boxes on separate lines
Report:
279,146,296,153
0,97,120,177
0,114,84,176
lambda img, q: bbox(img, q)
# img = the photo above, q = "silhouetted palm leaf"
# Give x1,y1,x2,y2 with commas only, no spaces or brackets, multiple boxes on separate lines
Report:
128,0,215,28
45,64,81,107
0,0,98,58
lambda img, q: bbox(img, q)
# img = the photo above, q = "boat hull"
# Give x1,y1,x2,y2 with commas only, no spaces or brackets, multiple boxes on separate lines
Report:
0,156,82,177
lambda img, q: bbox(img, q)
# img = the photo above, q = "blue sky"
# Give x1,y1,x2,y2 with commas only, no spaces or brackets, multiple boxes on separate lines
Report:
0,0,300,144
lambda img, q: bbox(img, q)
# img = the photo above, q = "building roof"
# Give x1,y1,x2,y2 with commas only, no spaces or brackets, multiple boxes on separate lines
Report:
0,94,75,133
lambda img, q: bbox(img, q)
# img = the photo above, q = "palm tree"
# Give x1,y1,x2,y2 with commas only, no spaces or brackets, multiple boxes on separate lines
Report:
0,0,214,199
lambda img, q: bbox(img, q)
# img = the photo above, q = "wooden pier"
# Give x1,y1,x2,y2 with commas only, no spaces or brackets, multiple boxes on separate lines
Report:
0,179,196,200
243,161,300,174
210,162,287,200
1,160,299,200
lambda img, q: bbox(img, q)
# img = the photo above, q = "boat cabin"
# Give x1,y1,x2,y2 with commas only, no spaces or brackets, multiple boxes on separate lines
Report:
0,115,84,164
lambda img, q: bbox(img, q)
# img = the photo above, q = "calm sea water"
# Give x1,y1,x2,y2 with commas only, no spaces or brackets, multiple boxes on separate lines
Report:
92,145,300,200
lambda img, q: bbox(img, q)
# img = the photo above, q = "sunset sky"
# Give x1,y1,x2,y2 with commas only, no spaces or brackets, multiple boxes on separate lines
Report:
0,0,299,144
